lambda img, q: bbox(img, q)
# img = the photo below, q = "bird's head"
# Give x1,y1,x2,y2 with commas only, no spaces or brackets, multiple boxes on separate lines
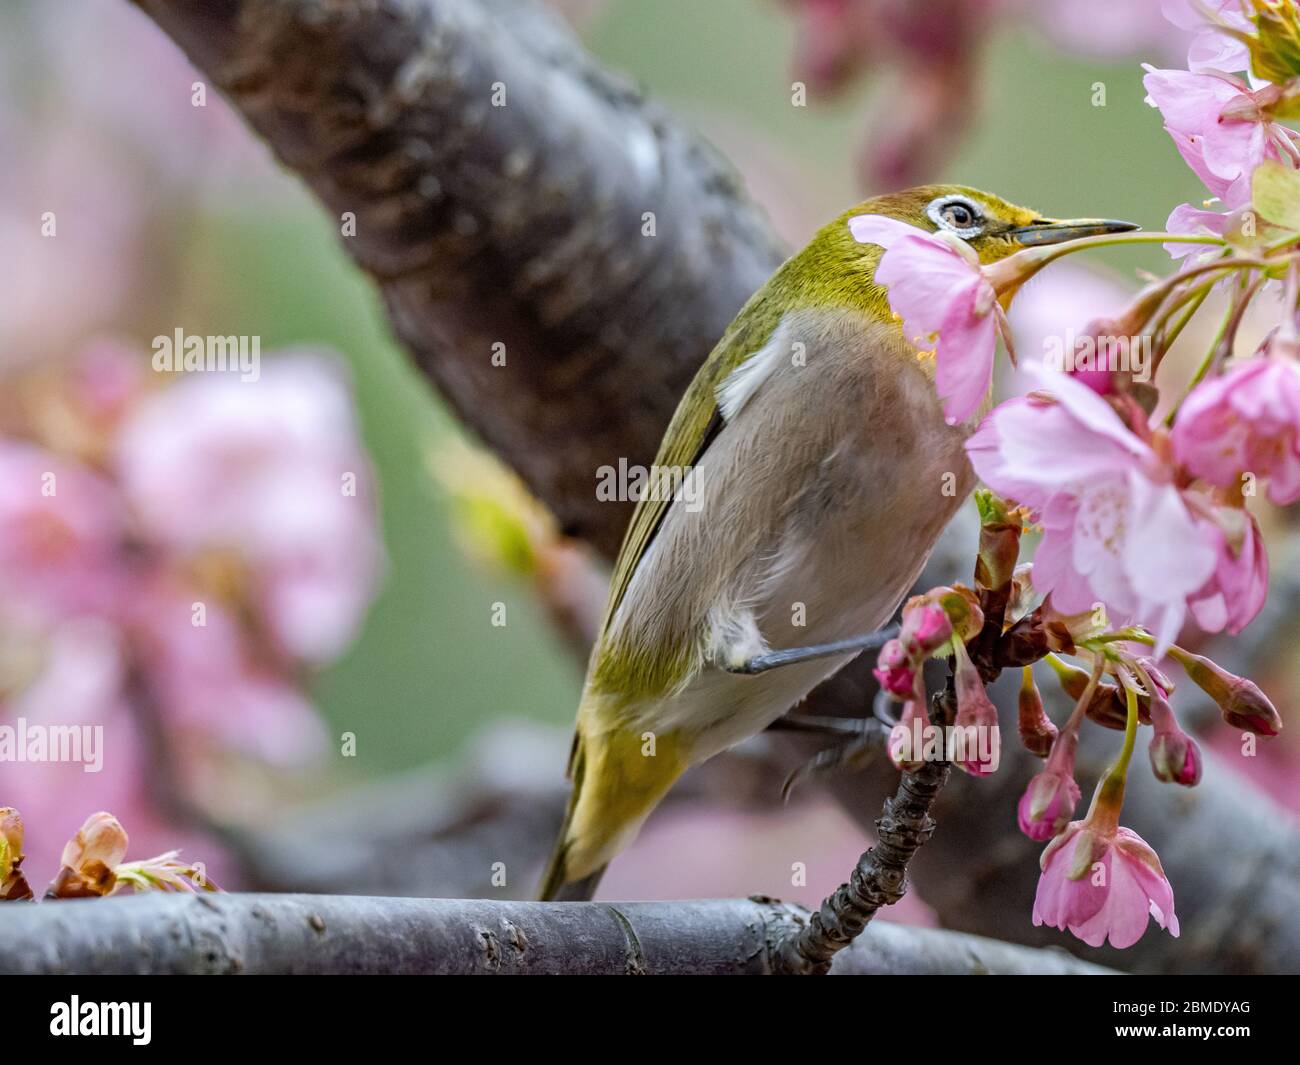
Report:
835,184,1139,266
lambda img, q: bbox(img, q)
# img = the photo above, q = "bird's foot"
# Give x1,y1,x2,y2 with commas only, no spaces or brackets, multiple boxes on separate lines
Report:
725,625,900,675
770,692,897,800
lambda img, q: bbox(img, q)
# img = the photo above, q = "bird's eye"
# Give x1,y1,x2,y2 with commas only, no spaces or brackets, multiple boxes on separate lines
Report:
941,202,975,228
927,196,983,236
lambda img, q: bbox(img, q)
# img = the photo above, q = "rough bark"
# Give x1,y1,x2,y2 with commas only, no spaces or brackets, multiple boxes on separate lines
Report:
130,0,785,556
0,893,1111,975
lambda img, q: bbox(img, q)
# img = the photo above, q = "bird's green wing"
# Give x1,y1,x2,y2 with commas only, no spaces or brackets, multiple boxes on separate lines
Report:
599,301,782,633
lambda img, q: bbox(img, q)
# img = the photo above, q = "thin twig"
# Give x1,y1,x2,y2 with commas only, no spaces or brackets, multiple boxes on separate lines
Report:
773,685,954,975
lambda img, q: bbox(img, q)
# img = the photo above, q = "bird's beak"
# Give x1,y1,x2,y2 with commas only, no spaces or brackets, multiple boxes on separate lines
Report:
1007,218,1140,246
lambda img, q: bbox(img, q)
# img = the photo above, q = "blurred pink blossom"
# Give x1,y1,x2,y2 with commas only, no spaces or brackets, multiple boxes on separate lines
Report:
0,345,383,884
1008,264,1134,388
1034,0,1191,59
1146,686,1202,786
115,355,382,663
32,0,276,188
0,129,144,366
0,443,127,618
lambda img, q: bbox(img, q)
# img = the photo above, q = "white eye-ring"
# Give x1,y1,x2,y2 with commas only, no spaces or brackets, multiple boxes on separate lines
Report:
927,195,984,239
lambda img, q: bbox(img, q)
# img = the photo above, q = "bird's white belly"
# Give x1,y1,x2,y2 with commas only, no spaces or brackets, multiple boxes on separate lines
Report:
616,307,978,763
641,452,966,760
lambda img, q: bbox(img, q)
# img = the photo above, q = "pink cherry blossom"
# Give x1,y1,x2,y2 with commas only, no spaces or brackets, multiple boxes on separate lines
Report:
1168,129,1253,210
1143,68,1283,189
1189,501,1269,635
898,597,953,658
1034,820,1180,949
849,214,1002,424
114,354,382,663
1172,356,1300,506
967,363,1219,653
1160,0,1252,73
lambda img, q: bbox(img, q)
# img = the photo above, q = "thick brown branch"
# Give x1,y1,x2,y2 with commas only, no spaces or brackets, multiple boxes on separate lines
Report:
130,0,785,556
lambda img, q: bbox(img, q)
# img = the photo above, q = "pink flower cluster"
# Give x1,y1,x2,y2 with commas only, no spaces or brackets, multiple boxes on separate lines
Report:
1145,1,1300,254
863,0,1300,952
0,343,382,877
969,360,1273,654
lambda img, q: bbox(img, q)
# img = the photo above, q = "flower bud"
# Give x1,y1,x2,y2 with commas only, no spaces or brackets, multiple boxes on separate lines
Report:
873,638,916,698
0,808,33,902
1018,765,1081,842
930,585,985,644
1149,718,1203,788
974,490,1022,597
887,692,931,774
1137,657,1175,697
953,645,1000,776
1017,666,1057,757
48,811,129,899
898,597,953,659
1170,647,1282,736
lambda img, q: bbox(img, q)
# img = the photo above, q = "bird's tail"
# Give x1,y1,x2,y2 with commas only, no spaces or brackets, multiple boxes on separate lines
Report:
536,720,686,901
537,731,604,901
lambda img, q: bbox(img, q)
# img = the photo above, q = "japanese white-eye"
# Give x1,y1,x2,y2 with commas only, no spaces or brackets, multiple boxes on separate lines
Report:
538,184,1136,900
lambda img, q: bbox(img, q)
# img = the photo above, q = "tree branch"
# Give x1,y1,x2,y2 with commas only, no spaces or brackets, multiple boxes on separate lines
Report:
0,893,1111,975
130,0,784,556
776,757,949,975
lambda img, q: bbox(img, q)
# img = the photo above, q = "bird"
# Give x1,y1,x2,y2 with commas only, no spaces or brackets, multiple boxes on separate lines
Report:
537,184,1137,901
